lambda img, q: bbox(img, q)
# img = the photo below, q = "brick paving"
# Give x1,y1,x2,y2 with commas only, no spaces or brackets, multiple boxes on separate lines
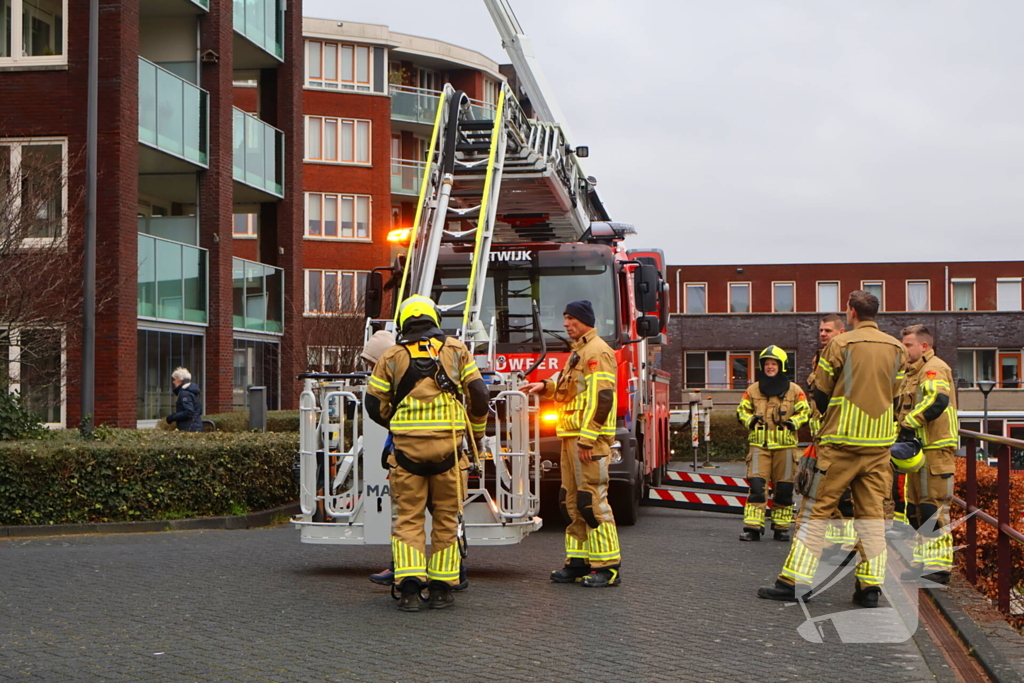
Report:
1,503,955,682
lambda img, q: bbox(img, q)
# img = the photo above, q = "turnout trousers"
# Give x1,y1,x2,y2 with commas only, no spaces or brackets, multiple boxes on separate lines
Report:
560,437,621,569
743,446,798,531
779,446,891,589
906,448,956,572
389,437,462,587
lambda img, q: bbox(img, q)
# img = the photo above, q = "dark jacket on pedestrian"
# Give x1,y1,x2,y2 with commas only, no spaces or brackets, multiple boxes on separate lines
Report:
167,382,203,432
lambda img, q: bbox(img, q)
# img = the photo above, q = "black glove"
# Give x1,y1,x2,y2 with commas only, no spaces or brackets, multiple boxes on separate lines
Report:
782,420,797,432
899,426,916,441
746,415,763,429
166,415,174,424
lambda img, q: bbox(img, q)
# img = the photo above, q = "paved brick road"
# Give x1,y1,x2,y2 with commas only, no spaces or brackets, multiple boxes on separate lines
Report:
1,505,953,682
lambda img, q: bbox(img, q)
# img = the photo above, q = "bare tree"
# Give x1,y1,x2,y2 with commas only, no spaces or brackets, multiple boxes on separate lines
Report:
293,275,370,375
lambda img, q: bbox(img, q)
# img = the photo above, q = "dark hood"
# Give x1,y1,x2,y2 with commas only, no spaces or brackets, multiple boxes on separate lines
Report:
756,372,789,398
173,382,202,397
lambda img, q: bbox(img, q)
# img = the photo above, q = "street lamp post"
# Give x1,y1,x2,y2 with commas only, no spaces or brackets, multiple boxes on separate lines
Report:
977,380,996,436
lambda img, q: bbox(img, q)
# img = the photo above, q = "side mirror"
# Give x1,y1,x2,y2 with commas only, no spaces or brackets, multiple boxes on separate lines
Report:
633,264,659,313
636,314,660,338
365,271,383,319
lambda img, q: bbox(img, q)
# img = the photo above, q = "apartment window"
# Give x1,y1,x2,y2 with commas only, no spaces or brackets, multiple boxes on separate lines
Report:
1,327,63,425
907,280,929,311
483,78,500,106
305,193,371,240
956,349,996,388
233,339,280,412
232,213,258,238
999,352,1021,389
0,0,66,66
684,283,706,314
305,40,371,91
306,116,371,164
772,282,794,313
728,283,750,313
305,269,368,315
996,278,1022,311
0,138,66,242
861,281,884,311
306,345,362,374
684,351,727,389
817,281,839,313
951,279,975,311
136,328,203,422
729,352,753,389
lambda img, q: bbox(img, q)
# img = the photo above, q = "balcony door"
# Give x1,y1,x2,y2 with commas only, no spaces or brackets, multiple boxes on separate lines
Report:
999,352,1021,388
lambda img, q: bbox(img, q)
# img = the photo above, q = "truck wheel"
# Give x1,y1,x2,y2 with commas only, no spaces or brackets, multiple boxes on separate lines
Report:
611,469,641,526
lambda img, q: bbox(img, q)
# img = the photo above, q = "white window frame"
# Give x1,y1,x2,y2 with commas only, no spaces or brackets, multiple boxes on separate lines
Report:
860,280,885,312
2,325,66,428
232,213,258,239
0,0,68,67
304,269,369,315
996,278,1023,312
682,282,706,314
906,279,930,312
950,278,976,312
304,192,372,241
956,347,999,388
304,40,373,91
771,281,795,313
816,281,840,313
1,137,68,246
304,116,372,165
728,282,751,313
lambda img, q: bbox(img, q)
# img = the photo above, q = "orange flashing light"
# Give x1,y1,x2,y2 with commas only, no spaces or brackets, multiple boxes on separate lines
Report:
542,411,558,423
387,228,412,246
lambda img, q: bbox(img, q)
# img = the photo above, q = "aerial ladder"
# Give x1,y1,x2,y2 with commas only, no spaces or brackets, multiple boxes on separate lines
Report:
292,39,608,545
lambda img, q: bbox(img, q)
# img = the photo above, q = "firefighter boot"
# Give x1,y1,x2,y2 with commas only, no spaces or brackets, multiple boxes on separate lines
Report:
853,584,881,608
757,579,812,602
580,566,621,588
453,563,469,592
739,527,763,542
551,558,591,584
427,580,455,610
370,562,395,586
773,528,791,542
397,578,424,613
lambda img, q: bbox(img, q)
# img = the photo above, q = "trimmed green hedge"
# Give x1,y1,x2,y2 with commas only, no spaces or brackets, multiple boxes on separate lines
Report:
670,410,750,462
158,410,300,433
0,429,298,526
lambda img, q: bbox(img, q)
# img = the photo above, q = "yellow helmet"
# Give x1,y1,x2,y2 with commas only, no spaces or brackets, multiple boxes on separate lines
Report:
758,345,788,373
397,295,440,331
890,440,924,474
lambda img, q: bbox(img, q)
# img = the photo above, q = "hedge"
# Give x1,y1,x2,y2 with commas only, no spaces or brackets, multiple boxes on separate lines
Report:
157,410,300,433
950,457,1024,630
670,410,751,462
0,429,299,526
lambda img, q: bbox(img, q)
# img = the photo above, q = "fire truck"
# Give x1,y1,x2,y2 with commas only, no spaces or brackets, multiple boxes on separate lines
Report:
291,0,670,545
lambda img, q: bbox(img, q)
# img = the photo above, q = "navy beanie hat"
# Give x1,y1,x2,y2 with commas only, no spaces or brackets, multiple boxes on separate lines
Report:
563,300,596,328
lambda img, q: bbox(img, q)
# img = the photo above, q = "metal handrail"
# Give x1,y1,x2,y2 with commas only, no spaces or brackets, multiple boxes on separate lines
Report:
957,429,1024,617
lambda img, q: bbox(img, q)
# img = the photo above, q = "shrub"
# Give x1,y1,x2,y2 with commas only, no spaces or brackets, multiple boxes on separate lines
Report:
158,410,300,433
670,410,749,461
950,457,1024,630
0,429,298,525
0,390,46,441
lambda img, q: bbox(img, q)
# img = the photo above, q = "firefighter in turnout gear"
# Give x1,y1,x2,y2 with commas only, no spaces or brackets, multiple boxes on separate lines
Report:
365,295,490,612
737,346,811,542
524,300,621,588
759,290,907,608
810,315,857,564
896,324,958,586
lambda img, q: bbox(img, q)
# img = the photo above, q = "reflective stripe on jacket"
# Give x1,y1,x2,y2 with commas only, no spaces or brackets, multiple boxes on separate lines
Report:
897,349,958,450
542,329,617,445
737,381,810,448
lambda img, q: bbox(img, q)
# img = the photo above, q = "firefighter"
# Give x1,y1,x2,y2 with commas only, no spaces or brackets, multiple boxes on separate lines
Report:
759,290,906,608
365,295,489,612
523,300,621,587
896,324,958,585
810,315,857,563
737,346,811,542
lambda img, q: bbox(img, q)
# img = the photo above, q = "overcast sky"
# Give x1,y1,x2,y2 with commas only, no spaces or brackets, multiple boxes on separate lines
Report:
305,0,1024,266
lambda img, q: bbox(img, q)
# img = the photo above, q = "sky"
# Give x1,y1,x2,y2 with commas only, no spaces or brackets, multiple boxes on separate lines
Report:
304,0,1024,266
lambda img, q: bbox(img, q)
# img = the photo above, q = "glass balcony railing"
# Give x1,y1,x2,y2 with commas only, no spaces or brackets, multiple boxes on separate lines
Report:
233,108,284,198
233,0,283,60
390,85,441,126
138,215,198,246
233,258,283,333
391,159,425,196
138,233,208,324
138,57,208,167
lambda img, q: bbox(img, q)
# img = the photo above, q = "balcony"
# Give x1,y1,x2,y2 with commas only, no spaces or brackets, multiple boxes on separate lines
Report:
390,85,440,126
233,0,283,69
137,233,208,324
233,108,284,202
233,258,284,333
138,57,208,172
139,0,207,17
391,159,425,196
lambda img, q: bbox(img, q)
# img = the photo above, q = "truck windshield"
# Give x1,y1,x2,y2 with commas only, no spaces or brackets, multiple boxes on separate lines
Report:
432,247,619,348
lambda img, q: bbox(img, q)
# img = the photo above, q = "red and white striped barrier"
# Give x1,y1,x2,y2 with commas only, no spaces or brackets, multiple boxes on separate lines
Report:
647,488,747,514
665,470,748,493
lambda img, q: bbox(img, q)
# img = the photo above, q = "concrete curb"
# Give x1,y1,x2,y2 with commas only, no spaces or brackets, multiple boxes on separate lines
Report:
925,586,1024,683
0,502,300,539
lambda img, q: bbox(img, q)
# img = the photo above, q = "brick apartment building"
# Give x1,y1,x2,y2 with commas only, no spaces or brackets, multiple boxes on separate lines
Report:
663,261,1024,440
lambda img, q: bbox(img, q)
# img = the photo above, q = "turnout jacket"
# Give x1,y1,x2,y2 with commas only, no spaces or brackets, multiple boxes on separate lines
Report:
541,329,617,448
897,349,958,450
737,382,810,448
813,320,907,455
367,336,486,452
